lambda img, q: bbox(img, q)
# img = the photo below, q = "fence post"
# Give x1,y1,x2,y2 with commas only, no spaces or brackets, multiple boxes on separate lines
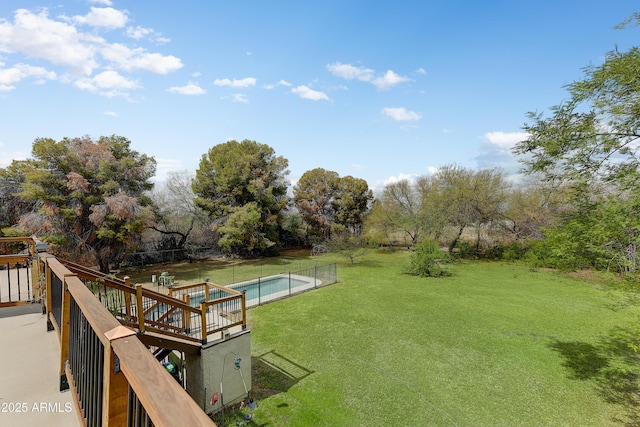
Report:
241,291,247,330
288,272,291,296
184,295,192,334
45,259,54,331
136,285,145,333
200,302,207,345
31,255,40,302
258,277,261,305
16,263,21,302
314,265,317,288
6,263,11,302
122,276,132,321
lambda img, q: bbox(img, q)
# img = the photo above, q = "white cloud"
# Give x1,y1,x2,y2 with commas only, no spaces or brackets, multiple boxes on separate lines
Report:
0,7,183,91
126,26,169,44
93,70,137,88
104,111,118,117
0,63,56,90
327,62,374,81
89,0,113,5
213,77,256,88
0,148,27,167
425,166,439,175
152,158,183,182
327,62,410,90
75,70,139,97
128,52,182,74
68,7,128,29
167,83,206,95
263,79,292,90
376,173,420,192
381,107,421,122
230,93,249,103
100,43,183,74
415,68,427,75
291,85,330,101
373,70,411,90
0,9,100,75
475,131,529,170
484,131,528,149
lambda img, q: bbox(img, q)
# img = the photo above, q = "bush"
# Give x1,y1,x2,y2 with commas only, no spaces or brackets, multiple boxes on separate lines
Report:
405,240,452,277
456,241,479,259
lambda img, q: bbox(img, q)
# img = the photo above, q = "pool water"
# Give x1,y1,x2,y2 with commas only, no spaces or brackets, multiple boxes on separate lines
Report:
231,276,310,301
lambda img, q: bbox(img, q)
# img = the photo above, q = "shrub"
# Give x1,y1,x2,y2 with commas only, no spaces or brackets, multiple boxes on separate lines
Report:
405,240,452,277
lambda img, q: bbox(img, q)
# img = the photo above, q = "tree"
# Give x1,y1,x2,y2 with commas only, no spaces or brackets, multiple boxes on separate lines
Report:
293,168,339,240
432,165,510,254
365,176,446,247
503,175,571,241
375,178,426,246
332,175,373,235
512,38,640,274
327,232,368,265
0,161,36,233
192,139,289,256
293,168,372,241
147,170,211,253
10,135,156,272
514,47,640,190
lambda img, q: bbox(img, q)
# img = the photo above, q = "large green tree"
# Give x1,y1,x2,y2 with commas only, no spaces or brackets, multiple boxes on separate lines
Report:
293,168,340,240
513,37,640,274
332,175,373,235
433,165,510,253
192,139,289,256
293,168,372,241
9,135,156,272
371,178,428,246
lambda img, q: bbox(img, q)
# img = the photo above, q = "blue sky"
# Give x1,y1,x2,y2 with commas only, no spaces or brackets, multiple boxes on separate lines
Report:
1,1,638,192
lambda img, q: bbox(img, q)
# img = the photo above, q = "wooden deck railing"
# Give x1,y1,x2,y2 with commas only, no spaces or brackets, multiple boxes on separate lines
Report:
42,255,215,427
169,282,246,338
60,260,246,345
0,236,42,306
0,236,251,425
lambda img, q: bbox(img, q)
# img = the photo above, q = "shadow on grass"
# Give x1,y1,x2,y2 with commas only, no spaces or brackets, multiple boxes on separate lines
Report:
549,328,640,425
251,350,314,400
210,351,313,427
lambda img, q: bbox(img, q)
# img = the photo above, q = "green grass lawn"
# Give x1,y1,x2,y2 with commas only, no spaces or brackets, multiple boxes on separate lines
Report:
243,250,640,426
124,249,640,426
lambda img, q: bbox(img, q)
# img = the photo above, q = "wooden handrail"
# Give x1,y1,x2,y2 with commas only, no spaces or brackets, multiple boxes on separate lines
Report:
62,259,128,287
43,254,216,426
111,338,213,426
0,254,30,264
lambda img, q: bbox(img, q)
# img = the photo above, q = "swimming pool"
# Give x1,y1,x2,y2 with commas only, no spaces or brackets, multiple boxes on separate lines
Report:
231,276,312,303
186,274,319,307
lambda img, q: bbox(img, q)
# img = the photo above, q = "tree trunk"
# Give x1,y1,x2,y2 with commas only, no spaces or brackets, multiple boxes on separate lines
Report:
449,225,466,254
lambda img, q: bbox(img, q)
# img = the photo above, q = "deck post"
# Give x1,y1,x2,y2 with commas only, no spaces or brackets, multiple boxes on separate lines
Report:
45,260,54,331
200,302,207,344
102,326,136,427
136,285,145,333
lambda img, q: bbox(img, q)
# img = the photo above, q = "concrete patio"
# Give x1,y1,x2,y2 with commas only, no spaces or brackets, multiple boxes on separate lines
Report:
0,304,80,427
